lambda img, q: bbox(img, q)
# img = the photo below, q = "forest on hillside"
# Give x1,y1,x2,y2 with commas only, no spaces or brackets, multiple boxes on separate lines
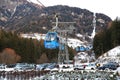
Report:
93,18,120,58
0,30,75,64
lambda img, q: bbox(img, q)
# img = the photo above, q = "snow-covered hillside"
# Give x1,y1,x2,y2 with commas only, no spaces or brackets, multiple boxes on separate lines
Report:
20,33,45,40
96,46,120,64
74,46,120,66
67,38,84,49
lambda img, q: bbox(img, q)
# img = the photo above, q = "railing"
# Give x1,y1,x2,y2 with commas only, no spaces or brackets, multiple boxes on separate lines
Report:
0,70,50,80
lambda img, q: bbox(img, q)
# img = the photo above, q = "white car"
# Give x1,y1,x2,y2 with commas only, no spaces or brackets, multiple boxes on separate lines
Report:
74,65,85,70
0,64,14,71
85,62,96,70
58,64,74,72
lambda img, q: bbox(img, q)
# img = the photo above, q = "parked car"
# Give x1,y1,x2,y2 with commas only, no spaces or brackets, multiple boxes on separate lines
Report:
107,62,119,67
0,64,6,71
85,62,96,70
7,64,16,68
97,63,117,70
0,64,15,71
36,63,48,70
14,63,34,71
59,64,74,72
44,63,57,70
74,65,85,70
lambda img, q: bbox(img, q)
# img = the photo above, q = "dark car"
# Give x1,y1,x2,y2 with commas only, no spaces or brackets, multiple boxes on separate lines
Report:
98,63,117,70
107,62,119,67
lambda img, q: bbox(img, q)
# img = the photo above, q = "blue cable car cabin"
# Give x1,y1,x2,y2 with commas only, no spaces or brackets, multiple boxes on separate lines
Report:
44,32,59,49
75,47,80,52
85,47,90,51
76,46,86,52
85,45,93,51
79,46,86,52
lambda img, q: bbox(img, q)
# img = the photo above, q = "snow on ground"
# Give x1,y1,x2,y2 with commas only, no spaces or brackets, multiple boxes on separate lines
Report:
89,26,96,39
76,33,83,37
74,51,96,66
10,5,18,19
27,0,39,4
107,46,120,56
96,46,120,65
20,33,45,40
98,46,120,58
67,38,84,49
116,67,120,76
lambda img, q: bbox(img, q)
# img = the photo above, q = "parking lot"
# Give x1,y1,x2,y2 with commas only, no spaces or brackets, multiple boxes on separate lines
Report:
0,62,120,80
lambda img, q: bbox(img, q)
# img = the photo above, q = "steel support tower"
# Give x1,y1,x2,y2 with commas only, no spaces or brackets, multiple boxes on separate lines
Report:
52,16,75,65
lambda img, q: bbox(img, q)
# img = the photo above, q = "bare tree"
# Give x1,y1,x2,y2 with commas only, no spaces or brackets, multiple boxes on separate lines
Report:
0,48,21,64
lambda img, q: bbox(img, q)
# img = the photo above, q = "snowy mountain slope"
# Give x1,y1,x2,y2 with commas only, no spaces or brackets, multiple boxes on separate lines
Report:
96,46,120,64
74,46,120,66
67,38,84,49
99,46,120,58
107,46,120,56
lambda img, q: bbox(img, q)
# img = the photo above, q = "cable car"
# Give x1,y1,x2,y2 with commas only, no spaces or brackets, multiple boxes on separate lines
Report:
85,45,93,51
44,32,59,49
79,46,86,51
76,46,86,52
75,47,80,52
85,47,90,51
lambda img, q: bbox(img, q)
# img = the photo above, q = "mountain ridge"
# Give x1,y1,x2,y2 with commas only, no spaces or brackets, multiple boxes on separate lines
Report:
0,0,112,35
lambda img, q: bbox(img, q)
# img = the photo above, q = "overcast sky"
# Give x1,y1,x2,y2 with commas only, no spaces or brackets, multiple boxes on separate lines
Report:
31,0,120,20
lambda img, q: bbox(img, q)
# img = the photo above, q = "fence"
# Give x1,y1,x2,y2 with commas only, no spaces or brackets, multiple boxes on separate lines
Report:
0,70,49,80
